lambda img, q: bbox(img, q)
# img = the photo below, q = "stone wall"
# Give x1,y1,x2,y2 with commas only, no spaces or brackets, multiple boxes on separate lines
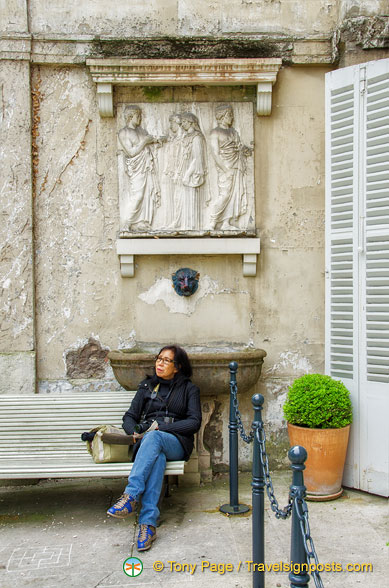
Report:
0,56,35,394
0,0,388,469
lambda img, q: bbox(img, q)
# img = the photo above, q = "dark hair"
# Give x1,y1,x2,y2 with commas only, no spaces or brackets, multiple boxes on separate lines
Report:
158,345,192,378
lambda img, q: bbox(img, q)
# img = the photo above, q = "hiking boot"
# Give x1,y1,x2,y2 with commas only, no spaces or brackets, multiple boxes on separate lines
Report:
107,493,137,518
137,524,156,551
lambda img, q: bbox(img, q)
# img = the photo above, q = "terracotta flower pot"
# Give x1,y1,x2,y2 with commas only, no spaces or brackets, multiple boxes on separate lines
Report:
287,423,351,501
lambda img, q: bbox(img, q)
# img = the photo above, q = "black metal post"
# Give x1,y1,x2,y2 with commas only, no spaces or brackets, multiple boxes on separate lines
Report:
288,446,310,588
251,393,265,588
220,362,249,515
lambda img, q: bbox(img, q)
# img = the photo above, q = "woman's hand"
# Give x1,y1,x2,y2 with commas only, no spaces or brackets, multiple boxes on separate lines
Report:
132,423,159,442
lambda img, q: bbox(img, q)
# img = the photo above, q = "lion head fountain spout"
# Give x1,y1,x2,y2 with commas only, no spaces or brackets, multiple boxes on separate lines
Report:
172,268,200,297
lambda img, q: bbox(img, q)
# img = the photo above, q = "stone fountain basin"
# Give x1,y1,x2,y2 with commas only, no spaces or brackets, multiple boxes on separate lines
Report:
108,347,266,396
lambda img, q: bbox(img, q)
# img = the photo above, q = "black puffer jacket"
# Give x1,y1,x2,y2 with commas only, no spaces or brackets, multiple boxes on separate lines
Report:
122,372,202,461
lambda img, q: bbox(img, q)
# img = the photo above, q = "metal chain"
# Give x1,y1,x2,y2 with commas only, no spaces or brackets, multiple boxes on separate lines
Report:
231,378,292,518
230,380,255,443
293,495,325,588
231,374,323,584
231,377,323,586
256,425,294,519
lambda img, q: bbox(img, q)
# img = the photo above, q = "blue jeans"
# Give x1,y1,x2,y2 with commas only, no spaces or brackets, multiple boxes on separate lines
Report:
124,430,185,527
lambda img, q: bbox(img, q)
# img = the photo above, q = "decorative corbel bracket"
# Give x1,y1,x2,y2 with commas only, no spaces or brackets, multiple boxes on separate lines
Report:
96,83,113,117
87,58,282,117
257,82,273,116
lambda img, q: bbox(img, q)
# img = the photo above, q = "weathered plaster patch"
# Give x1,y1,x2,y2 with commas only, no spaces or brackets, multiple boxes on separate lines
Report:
0,244,33,342
264,380,289,423
264,429,289,469
118,329,137,350
64,336,109,378
340,15,389,49
13,316,33,338
265,351,312,377
138,275,247,316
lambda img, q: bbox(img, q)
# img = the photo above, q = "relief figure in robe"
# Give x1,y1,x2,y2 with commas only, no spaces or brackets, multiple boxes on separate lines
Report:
209,104,252,230
163,114,182,227
118,105,165,231
173,112,208,231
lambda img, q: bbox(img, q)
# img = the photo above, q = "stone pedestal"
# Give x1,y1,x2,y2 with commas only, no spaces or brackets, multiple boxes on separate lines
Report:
179,399,217,485
197,399,216,483
179,450,201,487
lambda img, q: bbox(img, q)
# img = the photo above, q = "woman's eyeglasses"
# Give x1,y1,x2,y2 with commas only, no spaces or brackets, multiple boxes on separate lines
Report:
155,356,174,365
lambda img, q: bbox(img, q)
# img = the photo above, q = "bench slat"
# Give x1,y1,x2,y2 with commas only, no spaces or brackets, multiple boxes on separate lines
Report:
1,420,125,424
0,392,185,480
0,461,185,478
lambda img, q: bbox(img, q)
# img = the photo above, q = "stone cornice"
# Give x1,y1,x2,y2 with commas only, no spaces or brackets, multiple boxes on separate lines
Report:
86,58,282,117
0,34,335,67
0,34,31,61
86,57,282,83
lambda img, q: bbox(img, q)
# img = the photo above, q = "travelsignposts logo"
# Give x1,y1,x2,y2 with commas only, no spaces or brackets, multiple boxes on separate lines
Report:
123,557,143,577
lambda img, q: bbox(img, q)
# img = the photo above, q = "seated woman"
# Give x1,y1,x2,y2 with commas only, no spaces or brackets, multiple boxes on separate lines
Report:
107,344,202,551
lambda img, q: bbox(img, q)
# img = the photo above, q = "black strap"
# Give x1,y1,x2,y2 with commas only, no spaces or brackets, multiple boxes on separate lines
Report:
101,432,135,445
142,384,160,421
143,380,181,422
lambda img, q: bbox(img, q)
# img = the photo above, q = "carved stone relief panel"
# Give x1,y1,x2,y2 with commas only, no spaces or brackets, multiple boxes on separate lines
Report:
117,102,255,236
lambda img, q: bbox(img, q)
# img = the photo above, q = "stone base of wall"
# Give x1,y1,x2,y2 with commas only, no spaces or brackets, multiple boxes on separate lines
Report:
0,352,36,395
38,378,123,395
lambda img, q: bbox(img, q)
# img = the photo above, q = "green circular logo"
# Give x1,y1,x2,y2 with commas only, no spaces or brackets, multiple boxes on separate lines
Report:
123,557,143,577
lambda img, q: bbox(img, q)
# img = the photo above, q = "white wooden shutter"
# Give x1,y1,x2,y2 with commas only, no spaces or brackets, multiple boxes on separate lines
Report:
325,64,360,490
364,61,389,384
326,59,389,497
360,60,389,495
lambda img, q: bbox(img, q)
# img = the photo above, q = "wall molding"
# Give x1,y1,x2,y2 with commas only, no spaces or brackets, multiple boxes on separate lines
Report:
86,57,282,117
117,238,261,277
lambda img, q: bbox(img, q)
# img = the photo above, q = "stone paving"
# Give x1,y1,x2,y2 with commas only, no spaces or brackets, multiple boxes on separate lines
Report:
0,471,387,588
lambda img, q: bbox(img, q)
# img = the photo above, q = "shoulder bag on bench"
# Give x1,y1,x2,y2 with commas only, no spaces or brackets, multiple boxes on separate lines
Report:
84,425,133,464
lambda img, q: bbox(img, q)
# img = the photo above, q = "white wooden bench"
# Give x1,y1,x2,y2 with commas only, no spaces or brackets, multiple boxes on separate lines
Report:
0,392,185,480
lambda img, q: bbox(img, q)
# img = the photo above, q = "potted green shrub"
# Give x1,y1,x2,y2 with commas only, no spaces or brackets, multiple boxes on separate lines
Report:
283,374,352,500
